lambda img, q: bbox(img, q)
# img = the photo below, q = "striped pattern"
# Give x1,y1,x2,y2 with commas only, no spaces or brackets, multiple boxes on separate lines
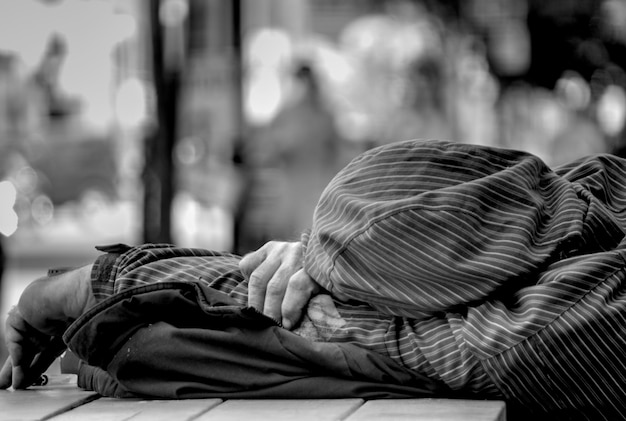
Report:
92,244,250,305
91,139,626,419
304,140,626,419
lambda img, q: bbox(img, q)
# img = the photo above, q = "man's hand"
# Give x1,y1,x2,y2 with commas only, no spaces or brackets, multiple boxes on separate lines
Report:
1,265,94,389
0,306,66,390
240,241,320,330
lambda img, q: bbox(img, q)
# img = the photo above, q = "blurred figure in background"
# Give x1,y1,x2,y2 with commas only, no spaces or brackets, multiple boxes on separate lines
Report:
379,55,453,145
237,59,344,253
32,34,78,121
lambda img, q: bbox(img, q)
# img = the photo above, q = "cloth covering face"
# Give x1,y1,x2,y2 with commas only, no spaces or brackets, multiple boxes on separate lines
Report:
305,140,626,318
303,139,626,420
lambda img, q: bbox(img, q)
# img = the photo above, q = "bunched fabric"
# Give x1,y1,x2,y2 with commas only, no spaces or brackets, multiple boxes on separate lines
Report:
304,140,626,420
63,244,452,400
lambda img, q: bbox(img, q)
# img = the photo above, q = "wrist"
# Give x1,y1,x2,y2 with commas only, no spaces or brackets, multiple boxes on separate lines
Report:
18,264,95,336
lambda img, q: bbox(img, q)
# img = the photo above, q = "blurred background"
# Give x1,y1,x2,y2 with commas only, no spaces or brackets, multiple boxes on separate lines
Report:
1,0,626,360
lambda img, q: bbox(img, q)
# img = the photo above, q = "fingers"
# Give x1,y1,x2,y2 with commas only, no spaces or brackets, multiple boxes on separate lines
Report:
239,245,266,280
0,357,12,389
5,307,36,389
260,266,293,323
21,337,66,389
241,241,311,327
11,362,27,390
242,241,298,310
246,255,281,312
261,250,302,323
2,343,64,390
2,306,64,389
5,307,28,370
281,269,320,330
0,355,28,391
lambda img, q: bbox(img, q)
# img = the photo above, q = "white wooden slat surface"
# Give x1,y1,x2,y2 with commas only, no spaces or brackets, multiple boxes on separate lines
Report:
195,399,365,421
0,376,507,421
0,383,98,421
344,399,506,421
49,397,223,421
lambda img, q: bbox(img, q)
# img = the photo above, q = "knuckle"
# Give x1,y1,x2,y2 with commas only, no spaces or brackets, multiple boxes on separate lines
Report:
240,245,268,267
247,281,263,296
247,272,266,286
265,241,281,253
265,281,284,297
273,266,291,280
238,256,251,272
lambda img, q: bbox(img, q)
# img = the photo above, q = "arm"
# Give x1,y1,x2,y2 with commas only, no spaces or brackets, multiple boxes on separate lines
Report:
1,241,318,390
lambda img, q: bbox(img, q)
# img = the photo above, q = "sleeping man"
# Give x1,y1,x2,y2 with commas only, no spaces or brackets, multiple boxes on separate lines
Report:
3,139,626,421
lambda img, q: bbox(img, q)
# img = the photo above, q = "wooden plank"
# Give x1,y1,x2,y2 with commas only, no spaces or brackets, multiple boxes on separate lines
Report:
196,399,365,421
50,398,223,421
0,383,99,421
345,399,506,421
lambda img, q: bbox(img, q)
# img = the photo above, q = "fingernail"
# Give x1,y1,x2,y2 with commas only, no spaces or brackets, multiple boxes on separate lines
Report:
283,320,292,330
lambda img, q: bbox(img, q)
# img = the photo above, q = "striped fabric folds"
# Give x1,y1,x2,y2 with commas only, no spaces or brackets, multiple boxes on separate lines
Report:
304,139,626,418
92,244,250,305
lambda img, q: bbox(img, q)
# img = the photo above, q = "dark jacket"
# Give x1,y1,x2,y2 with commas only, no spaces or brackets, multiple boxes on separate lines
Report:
63,279,452,399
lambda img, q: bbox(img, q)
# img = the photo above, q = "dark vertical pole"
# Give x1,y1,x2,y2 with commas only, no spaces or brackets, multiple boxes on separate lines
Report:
232,0,244,132
231,0,246,254
143,0,182,244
